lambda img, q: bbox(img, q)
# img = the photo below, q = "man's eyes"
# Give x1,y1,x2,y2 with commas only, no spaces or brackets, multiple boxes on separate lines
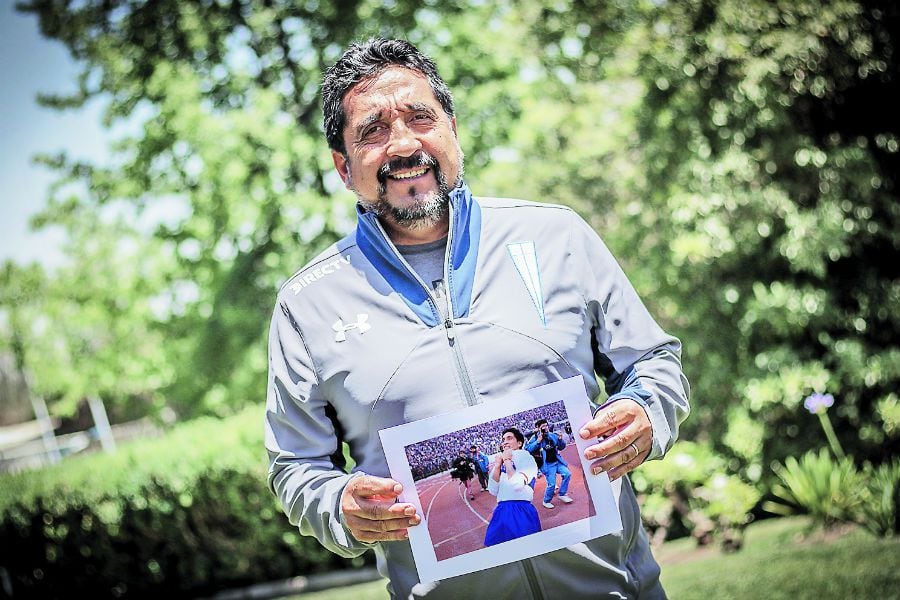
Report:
360,114,434,140
412,112,432,121
362,124,387,138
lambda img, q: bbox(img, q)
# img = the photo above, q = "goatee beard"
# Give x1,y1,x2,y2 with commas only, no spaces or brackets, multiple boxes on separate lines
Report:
358,152,461,230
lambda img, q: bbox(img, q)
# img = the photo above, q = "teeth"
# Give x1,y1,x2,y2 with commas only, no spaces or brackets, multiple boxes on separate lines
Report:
390,167,428,180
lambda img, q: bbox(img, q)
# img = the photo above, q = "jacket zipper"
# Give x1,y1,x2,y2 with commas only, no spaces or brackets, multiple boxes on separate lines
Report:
370,215,479,407
442,316,478,406
522,559,546,600
441,212,479,407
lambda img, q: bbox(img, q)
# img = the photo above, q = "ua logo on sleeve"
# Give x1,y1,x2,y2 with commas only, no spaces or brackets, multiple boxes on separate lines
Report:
332,314,371,342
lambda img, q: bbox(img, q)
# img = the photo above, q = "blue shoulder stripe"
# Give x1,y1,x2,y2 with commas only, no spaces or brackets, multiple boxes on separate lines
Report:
447,184,481,320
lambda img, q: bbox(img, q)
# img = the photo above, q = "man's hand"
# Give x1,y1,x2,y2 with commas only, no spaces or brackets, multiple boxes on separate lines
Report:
341,475,420,543
579,399,652,481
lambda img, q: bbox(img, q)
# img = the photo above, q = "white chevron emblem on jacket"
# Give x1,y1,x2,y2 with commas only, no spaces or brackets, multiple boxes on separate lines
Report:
332,314,371,342
507,241,546,326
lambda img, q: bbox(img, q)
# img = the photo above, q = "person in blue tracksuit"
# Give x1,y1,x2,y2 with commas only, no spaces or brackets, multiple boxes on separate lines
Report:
265,37,690,599
525,419,573,508
471,445,490,492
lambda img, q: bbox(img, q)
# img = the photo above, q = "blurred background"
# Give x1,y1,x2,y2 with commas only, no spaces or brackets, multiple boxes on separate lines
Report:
1,0,898,598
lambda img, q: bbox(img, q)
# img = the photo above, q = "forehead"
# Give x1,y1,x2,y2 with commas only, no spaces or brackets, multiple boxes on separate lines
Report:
342,67,440,124
502,432,515,439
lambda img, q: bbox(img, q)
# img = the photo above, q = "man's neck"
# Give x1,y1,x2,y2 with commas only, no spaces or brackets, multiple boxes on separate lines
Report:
380,215,450,246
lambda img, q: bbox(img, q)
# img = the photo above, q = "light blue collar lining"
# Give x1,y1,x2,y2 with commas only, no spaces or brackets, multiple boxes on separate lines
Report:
355,182,482,327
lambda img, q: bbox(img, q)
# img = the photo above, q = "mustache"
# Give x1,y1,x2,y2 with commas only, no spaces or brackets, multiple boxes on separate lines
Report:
377,152,438,183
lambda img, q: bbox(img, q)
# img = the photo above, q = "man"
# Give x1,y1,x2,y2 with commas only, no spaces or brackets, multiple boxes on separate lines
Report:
525,419,572,509
266,38,690,599
471,445,490,492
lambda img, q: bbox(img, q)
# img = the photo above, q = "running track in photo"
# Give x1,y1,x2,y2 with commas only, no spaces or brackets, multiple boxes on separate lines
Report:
412,446,595,561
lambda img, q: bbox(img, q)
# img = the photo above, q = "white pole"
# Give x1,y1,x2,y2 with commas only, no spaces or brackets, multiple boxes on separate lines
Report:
29,394,62,465
87,396,117,452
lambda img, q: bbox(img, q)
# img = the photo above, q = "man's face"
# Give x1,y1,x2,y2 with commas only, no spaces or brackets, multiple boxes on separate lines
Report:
540,423,550,434
332,67,463,233
501,432,521,451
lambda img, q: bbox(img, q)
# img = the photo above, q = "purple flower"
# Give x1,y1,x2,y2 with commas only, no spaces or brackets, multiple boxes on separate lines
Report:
803,392,835,415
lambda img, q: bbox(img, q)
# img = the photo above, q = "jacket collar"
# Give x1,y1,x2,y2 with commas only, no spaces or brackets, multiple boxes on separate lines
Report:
355,181,482,327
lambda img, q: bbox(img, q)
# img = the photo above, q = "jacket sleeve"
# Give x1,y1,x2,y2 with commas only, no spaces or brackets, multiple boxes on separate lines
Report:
264,298,373,557
567,211,691,461
553,433,566,451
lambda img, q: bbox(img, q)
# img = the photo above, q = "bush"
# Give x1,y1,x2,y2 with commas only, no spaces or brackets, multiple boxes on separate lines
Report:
857,458,900,538
631,441,760,549
0,409,366,599
764,448,864,528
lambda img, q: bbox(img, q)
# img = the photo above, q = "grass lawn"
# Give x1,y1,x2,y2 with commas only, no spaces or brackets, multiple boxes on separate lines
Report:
293,517,900,599
657,517,900,599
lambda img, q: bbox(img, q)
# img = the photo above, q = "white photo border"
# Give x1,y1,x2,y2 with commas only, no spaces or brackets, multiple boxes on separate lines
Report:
379,375,623,583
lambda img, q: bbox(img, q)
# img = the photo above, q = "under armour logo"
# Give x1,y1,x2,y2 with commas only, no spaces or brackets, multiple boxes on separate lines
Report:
332,314,371,342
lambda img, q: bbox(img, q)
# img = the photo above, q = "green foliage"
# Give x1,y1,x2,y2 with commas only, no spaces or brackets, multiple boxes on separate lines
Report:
857,458,900,537
765,448,865,527
632,442,760,548
531,0,900,471
8,0,547,421
0,409,363,598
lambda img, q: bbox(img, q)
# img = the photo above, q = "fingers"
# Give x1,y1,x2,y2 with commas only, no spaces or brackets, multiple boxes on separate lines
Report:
350,474,403,500
341,475,420,543
579,399,641,440
344,512,422,543
588,433,652,481
580,399,653,481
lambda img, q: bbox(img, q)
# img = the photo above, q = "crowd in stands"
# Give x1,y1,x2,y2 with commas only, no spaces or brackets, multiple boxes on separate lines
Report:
405,401,571,481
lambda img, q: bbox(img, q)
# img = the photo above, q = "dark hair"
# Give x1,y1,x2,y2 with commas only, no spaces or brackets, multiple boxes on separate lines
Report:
501,427,525,447
322,38,455,154
534,418,548,428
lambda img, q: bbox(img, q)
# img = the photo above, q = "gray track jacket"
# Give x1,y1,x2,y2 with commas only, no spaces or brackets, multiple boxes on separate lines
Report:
265,182,690,599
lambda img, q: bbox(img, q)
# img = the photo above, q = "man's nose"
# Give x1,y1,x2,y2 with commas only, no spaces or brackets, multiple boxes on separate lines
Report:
386,121,422,157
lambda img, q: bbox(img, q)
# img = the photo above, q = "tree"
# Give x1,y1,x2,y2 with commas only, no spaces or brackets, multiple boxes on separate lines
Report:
16,0,538,418
531,0,900,474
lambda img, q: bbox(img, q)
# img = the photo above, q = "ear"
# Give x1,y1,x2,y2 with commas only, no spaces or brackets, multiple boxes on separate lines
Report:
450,116,458,138
331,150,352,189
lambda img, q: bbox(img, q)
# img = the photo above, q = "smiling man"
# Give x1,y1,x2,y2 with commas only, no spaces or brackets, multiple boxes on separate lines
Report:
330,67,462,241
265,39,690,599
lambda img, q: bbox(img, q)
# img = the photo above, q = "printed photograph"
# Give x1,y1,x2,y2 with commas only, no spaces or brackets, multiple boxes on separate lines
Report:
404,400,595,561
380,376,623,583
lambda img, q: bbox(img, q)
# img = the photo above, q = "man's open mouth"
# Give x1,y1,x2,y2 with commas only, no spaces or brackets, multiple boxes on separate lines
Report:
388,166,430,180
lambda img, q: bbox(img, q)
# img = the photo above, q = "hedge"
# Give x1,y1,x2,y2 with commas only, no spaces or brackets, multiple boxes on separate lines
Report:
0,408,367,599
